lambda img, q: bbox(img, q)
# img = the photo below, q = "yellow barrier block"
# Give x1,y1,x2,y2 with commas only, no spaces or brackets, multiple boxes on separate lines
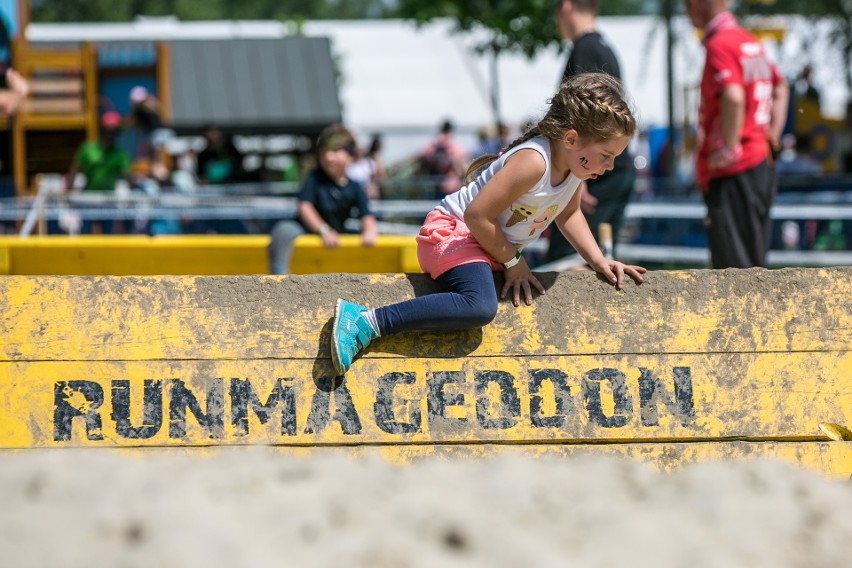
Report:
0,234,421,275
0,246,9,275
0,268,849,475
0,235,269,275
290,235,420,274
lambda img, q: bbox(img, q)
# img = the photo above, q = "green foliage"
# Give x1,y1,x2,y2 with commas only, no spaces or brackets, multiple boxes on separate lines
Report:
395,0,560,57
26,0,852,91
394,0,653,57
30,0,648,26
29,0,400,22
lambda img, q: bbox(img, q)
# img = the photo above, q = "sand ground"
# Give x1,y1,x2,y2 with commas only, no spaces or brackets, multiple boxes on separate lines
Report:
1,449,852,567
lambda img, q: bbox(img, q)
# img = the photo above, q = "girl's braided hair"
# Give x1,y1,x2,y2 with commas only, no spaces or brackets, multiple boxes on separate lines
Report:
465,72,636,181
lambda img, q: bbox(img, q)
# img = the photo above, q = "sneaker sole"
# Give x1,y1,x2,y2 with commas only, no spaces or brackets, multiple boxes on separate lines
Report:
330,298,344,376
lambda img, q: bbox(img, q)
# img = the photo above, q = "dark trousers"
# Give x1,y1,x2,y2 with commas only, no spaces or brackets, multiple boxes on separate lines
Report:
544,166,635,262
375,262,498,335
703,160,775,269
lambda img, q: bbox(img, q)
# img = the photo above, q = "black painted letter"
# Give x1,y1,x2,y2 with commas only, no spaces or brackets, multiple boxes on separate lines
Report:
427,371,468,424
53,381,105,441
169,379,225,439
475,370,521,430
582,368,633,428
374,372,422,434
230,378,297,437
304,376,362,435
638,367,695,426
528,369,574,428
111,380,163,439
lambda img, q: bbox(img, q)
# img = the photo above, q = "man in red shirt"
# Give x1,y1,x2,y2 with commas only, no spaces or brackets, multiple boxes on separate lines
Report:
685,0,788,268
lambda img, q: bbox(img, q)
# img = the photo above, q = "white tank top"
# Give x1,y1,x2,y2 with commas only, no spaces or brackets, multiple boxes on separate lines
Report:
436,137,581,249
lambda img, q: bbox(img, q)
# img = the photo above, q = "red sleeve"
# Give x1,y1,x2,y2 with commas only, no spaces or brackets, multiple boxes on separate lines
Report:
705,41,743,89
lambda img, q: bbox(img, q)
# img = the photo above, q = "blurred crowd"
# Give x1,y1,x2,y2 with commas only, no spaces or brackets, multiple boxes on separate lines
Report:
32,70,852,259
1,31,848,264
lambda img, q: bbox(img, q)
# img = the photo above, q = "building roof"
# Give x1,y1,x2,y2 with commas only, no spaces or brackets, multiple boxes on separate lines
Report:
167,37,341,135
29,20,342,136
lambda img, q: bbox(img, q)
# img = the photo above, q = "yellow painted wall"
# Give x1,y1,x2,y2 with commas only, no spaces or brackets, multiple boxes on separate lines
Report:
0,269,849,476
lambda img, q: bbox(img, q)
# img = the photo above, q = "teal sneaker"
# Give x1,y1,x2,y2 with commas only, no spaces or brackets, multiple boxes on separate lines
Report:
331,299,379,376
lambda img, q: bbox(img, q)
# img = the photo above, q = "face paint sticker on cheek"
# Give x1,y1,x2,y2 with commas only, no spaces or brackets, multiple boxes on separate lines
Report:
579,156,589,169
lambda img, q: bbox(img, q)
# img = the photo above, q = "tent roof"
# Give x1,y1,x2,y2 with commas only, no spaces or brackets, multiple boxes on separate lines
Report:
167,37,342,134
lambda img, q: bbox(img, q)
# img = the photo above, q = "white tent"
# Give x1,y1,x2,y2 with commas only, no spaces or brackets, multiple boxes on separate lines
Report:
29,16,851,164
305,17,690,162
305,16,850,164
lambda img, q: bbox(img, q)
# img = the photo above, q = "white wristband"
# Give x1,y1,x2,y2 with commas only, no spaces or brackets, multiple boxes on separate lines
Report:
501,250,522,269
318,223,330,235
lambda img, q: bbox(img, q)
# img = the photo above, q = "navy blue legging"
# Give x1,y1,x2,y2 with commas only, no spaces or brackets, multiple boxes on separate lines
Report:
375,262,499,335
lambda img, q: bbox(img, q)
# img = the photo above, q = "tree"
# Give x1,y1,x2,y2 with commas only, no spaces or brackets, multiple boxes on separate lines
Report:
395,0,564,130
28,0,399,22
394,0,649,130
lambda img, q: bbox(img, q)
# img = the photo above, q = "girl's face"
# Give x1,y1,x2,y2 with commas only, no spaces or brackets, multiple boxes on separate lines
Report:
564,133,632,180
319,146,353,179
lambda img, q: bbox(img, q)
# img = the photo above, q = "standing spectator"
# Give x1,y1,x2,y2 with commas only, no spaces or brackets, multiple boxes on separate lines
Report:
366,134,388,198
67,111,131,192
418,120,469,199
471,123,512,158
128,85,173,181
0,68,28,115
195,125,245,185
0,68,28,233
66,111,132,234
685,0,788,268
268,124,377,275
470,125,499,159
775,133,821,177
794,65,821,110
496,121,512,151
128,86,161,160
840,101,852,174
346,133,386,200
545,0,636,264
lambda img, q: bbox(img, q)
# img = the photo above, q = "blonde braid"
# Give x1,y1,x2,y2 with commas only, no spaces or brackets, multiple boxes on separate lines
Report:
463,125,542,183
462,72,635,185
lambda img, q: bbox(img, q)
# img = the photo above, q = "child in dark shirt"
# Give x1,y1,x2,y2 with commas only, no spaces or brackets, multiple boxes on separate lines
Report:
268,125,377,274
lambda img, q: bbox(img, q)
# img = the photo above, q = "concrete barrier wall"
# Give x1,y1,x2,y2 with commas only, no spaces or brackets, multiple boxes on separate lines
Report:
0,268,849,475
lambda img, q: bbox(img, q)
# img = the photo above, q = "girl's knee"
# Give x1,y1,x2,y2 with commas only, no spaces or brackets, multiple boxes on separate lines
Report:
466,296,498,328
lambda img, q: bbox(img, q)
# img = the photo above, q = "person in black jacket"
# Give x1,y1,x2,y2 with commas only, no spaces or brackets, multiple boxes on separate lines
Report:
545,0,637,263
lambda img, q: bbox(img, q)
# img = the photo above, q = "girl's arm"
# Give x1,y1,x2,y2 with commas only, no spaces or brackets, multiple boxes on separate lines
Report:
555,189,606,264
360,214,377,247
555,190,646,289
297,201,339,248
464,149,547,306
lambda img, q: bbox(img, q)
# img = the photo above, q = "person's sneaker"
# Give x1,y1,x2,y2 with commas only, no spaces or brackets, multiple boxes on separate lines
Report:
331,299,379,376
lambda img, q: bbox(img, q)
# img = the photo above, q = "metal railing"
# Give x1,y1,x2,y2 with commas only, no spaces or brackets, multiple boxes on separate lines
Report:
6,174,851,268
12,189,852,228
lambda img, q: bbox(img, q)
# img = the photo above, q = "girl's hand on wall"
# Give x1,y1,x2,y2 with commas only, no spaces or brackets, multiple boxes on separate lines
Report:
590,259,646,291
501,259,545,307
